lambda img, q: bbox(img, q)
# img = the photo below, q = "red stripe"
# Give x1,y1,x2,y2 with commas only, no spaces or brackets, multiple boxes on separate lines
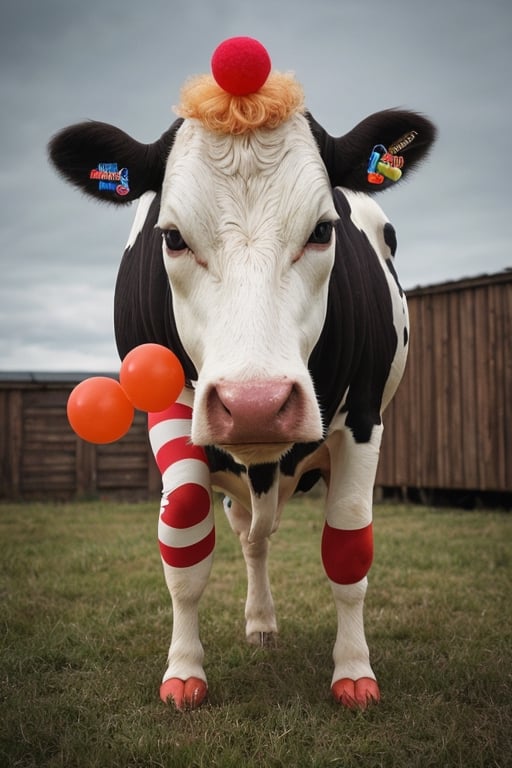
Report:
148,402,192,428
155,435,208,474
160,483,211,529
159,527,215,568
321,522,373,585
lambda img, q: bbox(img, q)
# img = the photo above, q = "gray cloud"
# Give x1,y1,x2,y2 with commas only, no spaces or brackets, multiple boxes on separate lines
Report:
1,0,510,370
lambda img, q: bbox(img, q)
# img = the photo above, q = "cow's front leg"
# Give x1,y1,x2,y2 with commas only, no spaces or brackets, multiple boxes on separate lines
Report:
148,399,214,710
323,422,383,709
223,497,278,646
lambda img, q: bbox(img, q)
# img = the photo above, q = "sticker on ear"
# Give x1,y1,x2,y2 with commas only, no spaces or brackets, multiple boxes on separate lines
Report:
90,163,130,197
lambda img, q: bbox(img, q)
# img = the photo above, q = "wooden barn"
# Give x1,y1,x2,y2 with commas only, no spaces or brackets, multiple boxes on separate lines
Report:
1,270,511,504
376,270,511,504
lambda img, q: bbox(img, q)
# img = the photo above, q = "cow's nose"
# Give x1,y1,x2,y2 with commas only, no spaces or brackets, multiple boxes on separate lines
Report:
207,379,303,444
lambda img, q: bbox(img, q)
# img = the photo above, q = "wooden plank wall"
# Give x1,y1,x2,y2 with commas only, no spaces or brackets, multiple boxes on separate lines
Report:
376,272,512,493
0,381,161,501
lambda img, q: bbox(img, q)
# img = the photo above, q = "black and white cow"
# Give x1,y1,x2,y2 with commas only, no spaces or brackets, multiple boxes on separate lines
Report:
49,47,435,710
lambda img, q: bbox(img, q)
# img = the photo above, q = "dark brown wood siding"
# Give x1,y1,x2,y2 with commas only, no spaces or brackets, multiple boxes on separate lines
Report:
376,271,512,493
0,377,161,501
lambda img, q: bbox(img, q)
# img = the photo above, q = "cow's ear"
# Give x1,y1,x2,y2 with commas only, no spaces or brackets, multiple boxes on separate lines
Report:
307,109,436,193
48,118,183,204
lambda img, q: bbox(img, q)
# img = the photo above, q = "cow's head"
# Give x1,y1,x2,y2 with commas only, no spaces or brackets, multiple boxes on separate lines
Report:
49,37,436,467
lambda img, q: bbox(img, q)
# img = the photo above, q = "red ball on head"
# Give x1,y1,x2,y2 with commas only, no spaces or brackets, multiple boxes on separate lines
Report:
119,343,185,413
67,377,134,444
211,36,271,96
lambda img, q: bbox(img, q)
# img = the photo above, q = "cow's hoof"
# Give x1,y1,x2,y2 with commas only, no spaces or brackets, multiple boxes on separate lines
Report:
331,677,380,709
160,677,208,710
247,631,278,648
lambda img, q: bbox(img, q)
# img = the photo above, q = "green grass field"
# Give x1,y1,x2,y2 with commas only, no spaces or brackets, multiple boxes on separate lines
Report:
1,498,511,767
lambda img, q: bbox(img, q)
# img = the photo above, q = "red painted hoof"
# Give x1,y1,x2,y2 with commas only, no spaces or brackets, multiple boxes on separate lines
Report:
331,677,380,709
160,677,208,710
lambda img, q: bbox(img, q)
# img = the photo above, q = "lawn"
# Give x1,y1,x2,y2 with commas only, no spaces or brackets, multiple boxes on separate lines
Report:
1,498,510,767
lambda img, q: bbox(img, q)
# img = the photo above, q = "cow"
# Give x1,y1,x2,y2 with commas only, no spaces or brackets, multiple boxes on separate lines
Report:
48,37,436,711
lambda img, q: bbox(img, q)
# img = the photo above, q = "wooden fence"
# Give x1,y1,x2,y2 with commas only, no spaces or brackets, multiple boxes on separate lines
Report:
376,270,511,497
0,374,160,501
1,271,510,502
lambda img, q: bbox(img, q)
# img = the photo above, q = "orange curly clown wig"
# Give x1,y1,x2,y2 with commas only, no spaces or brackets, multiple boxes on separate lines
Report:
175,72,305,135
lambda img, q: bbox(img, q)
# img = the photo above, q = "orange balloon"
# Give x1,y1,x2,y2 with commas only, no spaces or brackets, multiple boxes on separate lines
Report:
119,343,185,412
67,377,134,444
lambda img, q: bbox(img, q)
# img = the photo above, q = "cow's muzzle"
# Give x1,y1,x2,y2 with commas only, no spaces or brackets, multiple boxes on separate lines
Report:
206,378,316,448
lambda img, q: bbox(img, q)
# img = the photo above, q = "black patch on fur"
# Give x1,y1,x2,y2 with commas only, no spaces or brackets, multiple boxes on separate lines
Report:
204,445,245,476
280,442,322,476
248,463,278,497
308,189,398,444
385,258,404,299
404,326,409,346
384,223,405,299
383,222,397,256
294,470,322,494
279,442,323,494
344,407,381,444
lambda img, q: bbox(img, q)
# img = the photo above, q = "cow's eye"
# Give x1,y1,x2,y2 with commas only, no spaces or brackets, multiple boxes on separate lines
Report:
163,229,188,252
307,221,333,245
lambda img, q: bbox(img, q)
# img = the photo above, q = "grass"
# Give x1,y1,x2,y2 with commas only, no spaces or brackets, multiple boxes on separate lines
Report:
0,497,511,768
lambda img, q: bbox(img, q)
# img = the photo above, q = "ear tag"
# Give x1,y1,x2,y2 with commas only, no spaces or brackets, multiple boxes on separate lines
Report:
367,145,403,184
388,129,418,155
89,163,130,196
367,145,386,184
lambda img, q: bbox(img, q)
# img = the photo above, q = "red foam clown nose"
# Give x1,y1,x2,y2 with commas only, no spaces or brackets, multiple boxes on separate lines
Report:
211,36,271,96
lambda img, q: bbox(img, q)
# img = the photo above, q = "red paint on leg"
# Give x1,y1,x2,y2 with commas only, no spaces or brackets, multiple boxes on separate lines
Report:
331,677,380,709
160,677,208,710
159,526,215,568
155,435,208,473
148,402,193,428
160,483,211,529
321,522,373,584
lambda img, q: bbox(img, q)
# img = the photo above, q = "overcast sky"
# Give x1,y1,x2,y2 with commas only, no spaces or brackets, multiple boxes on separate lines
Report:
1,0,510,371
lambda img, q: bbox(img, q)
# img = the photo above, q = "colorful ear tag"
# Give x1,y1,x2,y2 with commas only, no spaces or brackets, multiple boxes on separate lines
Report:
89,163,130,196
367,145,404,185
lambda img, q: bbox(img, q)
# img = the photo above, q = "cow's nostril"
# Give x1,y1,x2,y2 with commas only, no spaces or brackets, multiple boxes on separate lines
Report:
277,384,298,417
208,386,232,423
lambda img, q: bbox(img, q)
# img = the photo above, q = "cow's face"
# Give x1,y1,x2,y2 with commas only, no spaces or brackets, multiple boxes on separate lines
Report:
48,99,435,468
157,115,338,464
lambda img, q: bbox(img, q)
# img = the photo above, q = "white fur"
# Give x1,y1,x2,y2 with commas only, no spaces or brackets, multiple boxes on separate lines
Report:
125,190,156,250
157,115,338,450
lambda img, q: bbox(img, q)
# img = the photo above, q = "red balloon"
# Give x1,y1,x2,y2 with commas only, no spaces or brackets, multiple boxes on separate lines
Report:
119,343,185,413
67,377,134,444
211,37,271,96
